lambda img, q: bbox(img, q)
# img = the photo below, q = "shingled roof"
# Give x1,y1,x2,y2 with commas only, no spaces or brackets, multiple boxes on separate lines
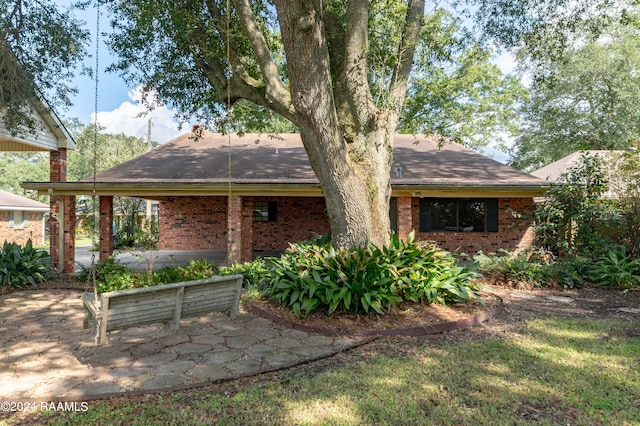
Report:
24,133,548,198
0,190,48,211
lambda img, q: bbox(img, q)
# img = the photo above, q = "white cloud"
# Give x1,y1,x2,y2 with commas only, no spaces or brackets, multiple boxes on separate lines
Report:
91,87,185,144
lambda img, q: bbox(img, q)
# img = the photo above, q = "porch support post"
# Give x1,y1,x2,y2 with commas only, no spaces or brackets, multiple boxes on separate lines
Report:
227,195,253,264
397,196,414,240
49,148,66,271
99,196,114,262
62,195,76,273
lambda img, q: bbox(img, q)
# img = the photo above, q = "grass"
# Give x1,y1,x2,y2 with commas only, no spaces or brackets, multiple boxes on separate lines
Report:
74,235,94,247
10,317,639,426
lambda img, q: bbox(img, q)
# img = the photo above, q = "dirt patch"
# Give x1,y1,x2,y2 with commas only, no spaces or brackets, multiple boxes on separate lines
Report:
246,291,501,336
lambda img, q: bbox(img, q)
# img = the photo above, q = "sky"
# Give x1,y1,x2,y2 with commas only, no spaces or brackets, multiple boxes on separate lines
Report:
60,2,516,161
61,2,183,144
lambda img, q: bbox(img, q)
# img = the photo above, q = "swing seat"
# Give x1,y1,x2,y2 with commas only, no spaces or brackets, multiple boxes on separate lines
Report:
82,274,243,345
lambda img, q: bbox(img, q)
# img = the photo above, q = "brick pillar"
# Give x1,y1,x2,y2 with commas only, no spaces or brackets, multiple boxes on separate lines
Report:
240,197,253,262
49,148,67,271
397,196,414,240
227,196,253,264
50,148,67,182
62,195,76,273
49,199,60,270
99,196,114,262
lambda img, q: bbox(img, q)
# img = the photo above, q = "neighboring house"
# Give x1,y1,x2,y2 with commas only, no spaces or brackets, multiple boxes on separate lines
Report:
0,190,48,246
24,133,549,267
531,150,625,197
0,68,76,271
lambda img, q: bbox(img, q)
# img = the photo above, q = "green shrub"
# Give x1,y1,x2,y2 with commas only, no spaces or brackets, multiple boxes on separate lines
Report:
592,249,640,289
80,257,138,293
82,256,272,294
82,258,220,293
154,259,219,284
267,232,482,318
220,258,269,288
475,248,594,289
0,239,50,289
547,256,592,289
475,248,552,287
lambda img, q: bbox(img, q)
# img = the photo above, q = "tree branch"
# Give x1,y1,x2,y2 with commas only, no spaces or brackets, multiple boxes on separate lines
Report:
388,0,424,119
344,0,377,130
232,0,293,115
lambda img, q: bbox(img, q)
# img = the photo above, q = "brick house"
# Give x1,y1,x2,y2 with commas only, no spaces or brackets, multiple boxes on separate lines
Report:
24,133,548,267
0,190,49,246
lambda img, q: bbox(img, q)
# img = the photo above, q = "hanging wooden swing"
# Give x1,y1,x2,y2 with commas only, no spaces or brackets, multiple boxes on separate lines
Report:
82,1,243,345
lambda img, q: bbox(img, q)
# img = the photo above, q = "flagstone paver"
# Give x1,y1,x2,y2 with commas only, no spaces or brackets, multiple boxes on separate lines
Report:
0,290,362,400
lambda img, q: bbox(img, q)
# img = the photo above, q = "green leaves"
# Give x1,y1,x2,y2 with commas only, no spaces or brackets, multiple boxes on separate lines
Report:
534,153,617,258
0,239,50,289
266,233,483,319
592,249,640,289
0,0,90,136
511,29,640,170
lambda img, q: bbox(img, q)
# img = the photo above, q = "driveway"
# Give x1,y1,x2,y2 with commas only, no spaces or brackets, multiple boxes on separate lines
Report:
74,246,227,272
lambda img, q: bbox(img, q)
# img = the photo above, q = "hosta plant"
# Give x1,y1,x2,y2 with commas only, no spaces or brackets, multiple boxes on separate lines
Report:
0,239,50,289
592,249,640,289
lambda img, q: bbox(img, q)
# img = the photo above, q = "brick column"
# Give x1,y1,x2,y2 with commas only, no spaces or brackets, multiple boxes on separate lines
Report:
49,148,67,271
227,196,253,264
62,195,76,273
227,196,241,264
99,196,114,262
240,197,253,262
397,196,414,240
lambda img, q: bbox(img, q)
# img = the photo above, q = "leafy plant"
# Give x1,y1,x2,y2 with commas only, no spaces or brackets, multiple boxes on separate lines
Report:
547,256,593,289
220,258,269,289
534,153,617,259
154,259,219,284
267,232,482,318
592,249,640,289
82,258,270,294
475,248,552,287
0,239,50,289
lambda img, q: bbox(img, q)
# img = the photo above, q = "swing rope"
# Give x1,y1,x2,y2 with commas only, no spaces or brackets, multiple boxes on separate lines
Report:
85,1,100,298
225,0,234,266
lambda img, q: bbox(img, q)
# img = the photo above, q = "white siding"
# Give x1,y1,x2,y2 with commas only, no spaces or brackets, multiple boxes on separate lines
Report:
0,107,59,151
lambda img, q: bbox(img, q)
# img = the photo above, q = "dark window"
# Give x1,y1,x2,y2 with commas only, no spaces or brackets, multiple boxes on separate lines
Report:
253,201,277,222
389,197,398,234
419,198,499,232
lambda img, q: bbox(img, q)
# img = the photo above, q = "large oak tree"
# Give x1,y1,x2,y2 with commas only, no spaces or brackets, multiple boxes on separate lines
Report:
103,0,629,248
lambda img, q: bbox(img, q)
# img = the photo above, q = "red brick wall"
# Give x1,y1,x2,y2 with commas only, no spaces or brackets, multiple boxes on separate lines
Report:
252,197,330,251
413,198,534,255
157,195,534,256
158,196,228,250
0,211,45,246
158,196,330,252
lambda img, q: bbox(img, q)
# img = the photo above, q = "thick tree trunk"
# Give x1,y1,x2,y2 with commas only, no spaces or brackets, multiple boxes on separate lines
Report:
300,126,392,248
274,0,393,248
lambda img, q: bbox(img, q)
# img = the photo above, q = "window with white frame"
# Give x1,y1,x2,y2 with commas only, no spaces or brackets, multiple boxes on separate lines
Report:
8,211,29,228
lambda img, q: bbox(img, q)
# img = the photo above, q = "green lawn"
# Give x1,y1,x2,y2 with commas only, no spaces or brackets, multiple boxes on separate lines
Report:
11,317,639,426
74,235,94,247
